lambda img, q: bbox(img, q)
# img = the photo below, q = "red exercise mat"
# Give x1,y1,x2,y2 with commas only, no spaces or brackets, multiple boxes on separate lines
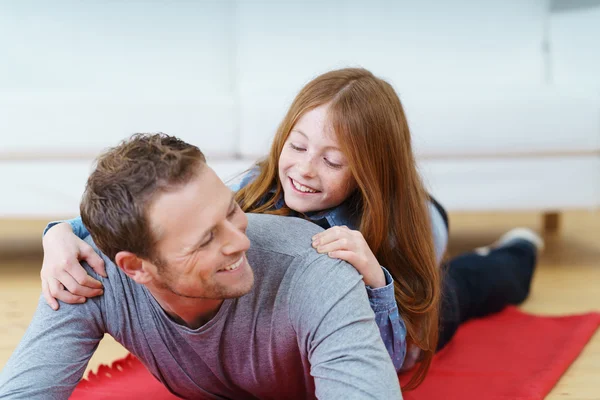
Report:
401,306,600,400
71,306,600,400
71,353,178,400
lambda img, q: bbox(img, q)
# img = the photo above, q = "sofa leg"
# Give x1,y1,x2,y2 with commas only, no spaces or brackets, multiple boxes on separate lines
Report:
542,212,560,233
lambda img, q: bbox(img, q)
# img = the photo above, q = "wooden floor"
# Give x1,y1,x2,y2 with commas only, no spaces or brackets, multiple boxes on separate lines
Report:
1,211,599,399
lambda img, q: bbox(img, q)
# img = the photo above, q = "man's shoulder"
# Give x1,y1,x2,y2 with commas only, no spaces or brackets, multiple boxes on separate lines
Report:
245,213,362,297
81,236,143,299
245,213,323,256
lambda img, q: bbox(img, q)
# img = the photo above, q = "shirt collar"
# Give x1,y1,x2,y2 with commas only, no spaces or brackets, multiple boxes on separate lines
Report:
270,188,360,230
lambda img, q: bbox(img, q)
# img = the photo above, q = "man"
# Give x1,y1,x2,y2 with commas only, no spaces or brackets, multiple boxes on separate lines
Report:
0,133,401,399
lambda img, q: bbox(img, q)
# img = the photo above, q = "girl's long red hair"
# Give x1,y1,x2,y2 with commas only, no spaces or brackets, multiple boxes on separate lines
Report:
235,68,440,389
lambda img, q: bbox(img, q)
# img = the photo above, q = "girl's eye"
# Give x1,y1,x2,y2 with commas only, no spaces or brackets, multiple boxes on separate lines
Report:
289,143,306,152
324,158,343,169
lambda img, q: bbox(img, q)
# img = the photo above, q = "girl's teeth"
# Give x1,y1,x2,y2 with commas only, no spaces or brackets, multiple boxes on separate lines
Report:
292,179,317,193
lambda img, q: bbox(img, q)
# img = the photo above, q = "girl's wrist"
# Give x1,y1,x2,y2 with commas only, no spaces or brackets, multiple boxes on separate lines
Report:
364,267,386,288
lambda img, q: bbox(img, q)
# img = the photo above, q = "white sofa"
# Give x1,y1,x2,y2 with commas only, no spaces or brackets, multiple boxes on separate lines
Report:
1,1,598,228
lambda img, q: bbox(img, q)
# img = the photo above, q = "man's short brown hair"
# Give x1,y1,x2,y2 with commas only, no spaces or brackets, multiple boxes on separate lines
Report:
80,133,206,261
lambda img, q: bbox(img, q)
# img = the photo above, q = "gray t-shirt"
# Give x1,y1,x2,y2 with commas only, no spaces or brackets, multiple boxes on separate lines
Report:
0,214,401,399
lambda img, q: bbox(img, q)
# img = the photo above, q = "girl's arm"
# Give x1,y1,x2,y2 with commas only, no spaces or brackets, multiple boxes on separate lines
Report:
428,198,449,264
366,267,408,371
43,216,90,239
40,217,105,310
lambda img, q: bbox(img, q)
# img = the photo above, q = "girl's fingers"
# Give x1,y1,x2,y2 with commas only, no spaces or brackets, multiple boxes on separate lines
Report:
313,226,350,247
79,245,107,278
48,277,86,304
326,250,357,265
315,237,351,254
42,279,59,311
56,271,100,298
47,276,64,298
66,261,103,290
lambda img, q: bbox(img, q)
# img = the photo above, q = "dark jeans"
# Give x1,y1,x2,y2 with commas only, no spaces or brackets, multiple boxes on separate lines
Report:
428,196,538,352
436,241,537,351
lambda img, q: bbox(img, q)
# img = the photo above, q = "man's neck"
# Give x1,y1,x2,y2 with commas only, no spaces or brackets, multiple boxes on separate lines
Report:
148,287,224,329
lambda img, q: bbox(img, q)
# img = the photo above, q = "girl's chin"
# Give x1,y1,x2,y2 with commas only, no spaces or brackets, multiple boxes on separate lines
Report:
285,196,320,213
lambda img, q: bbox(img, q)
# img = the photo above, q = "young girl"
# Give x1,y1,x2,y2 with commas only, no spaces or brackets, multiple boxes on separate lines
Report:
40,68,542,389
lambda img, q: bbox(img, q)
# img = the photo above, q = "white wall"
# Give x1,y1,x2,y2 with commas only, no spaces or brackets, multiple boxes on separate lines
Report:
0,1,237,155
550,2,600,88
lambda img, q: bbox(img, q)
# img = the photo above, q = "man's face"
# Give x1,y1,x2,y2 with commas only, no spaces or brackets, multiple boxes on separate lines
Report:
146,166,253,299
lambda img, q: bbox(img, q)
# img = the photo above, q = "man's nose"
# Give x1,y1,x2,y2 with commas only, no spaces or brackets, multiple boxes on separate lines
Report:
221,220,251,255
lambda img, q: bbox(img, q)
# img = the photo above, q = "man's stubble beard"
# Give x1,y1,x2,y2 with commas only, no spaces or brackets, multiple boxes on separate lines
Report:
153,260,255,300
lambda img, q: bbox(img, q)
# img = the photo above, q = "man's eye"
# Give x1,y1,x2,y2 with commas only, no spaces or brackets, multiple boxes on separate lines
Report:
228,204,240,217
198,232,214,249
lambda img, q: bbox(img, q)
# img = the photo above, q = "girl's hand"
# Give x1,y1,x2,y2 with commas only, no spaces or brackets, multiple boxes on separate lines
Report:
312,226,386,288
41,223,106,310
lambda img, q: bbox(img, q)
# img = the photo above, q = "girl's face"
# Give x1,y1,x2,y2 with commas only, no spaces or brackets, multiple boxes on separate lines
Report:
278,104,357,213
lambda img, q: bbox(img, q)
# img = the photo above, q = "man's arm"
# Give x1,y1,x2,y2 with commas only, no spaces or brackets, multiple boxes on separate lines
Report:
289,254,403,399
0,292,105,399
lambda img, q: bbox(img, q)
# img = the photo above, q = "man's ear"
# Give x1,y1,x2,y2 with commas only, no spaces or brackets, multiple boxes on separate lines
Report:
114,251,152,284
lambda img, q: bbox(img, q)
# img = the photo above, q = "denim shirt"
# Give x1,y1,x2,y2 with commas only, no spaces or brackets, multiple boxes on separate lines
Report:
45,168,447,372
